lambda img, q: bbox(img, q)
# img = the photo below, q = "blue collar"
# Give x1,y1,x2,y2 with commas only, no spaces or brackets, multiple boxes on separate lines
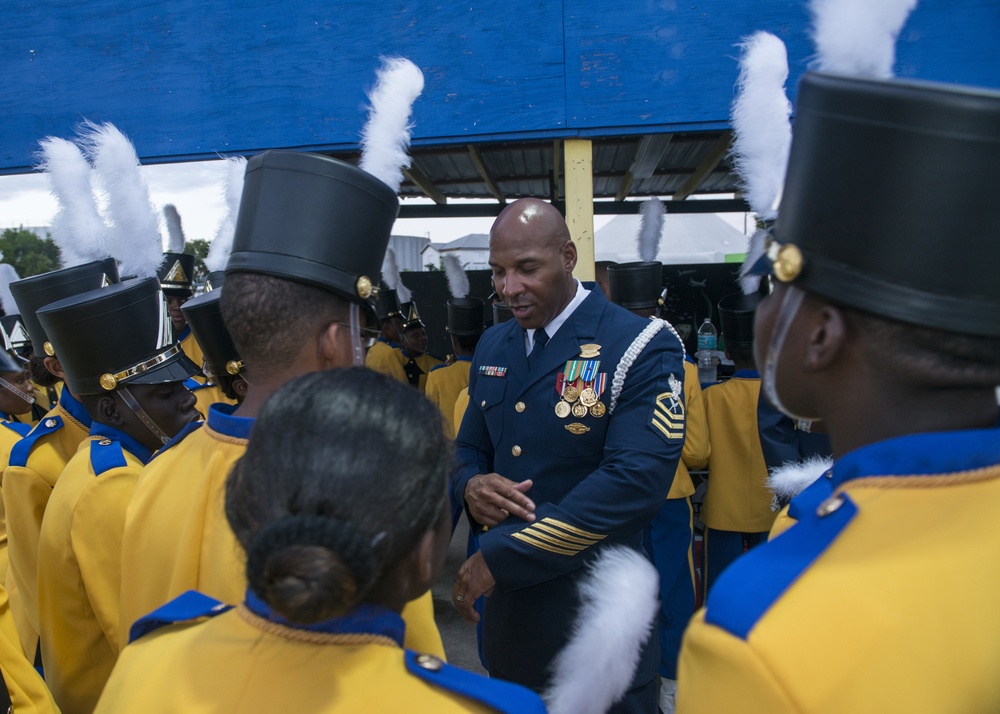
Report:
59,389,93,429
177,324,191,342
244,590,404,646
830,425,1000,489
206,402,254,440
378,337,400,349
455,355,473,363
731,369,760,379
89,421,155,464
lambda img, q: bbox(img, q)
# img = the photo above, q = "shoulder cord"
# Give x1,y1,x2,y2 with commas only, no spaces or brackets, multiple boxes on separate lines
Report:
608,318,685,415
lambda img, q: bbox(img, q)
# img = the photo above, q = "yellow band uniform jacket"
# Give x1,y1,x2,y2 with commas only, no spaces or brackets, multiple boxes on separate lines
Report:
176,325,205,377
0,582,58,714
669,359,709,499
453,285,686,686
678,425,1000,713
365,338,408,383
38,423,153,714
120,402,444,658
425,358,473,440
98,590,544,714
700,371,776,533
3,388,92,653
454,387,471,439
0,417,32,579
398,349,443,393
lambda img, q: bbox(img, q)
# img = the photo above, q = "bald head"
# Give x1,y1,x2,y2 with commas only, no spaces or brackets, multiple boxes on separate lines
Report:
489,198,578,330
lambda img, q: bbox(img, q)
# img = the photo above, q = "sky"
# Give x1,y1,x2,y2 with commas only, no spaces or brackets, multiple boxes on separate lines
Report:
0,159,749,250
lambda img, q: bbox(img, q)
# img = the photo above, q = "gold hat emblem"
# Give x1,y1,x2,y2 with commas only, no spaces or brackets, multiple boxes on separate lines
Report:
773,243,803,283
356,275,373,299
164,259,189,284
225,360,243,376
100,373,118,391
43,341,55,356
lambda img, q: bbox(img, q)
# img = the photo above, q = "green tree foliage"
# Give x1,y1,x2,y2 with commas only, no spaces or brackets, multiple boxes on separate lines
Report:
183,239,211,283
0,227,61,277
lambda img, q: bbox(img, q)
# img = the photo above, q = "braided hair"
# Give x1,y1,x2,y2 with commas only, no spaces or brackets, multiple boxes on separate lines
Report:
226,367,452,623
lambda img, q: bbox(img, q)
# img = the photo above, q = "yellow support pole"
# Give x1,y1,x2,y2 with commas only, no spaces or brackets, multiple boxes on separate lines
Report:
563,139,595,282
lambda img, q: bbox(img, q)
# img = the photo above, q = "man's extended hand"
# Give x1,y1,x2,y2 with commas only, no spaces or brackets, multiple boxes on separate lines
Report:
464,473,536,527
452,551,496,623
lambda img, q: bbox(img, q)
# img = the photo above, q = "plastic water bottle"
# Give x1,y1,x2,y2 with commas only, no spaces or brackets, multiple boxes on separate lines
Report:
696,318,718,384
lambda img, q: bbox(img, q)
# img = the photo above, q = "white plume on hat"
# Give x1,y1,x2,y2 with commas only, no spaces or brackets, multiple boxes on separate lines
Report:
636,198,665,263
810,0,918,78
544,546,659,714
204,156,247,273
35,135,109,268
443,254,470,299
0,264,21,316
163,204,186,253
78,121,164,279
730,31,794,294
381,247,411,303
359,57,425,193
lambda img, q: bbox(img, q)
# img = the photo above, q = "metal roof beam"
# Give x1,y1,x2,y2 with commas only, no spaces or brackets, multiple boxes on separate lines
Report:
672,131,732,201
402,166,448,205
616,134,673,201
397,198,749,219
467,145,506,205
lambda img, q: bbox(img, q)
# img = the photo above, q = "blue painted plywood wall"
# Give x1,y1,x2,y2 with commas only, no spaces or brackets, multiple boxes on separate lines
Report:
1,0,997,173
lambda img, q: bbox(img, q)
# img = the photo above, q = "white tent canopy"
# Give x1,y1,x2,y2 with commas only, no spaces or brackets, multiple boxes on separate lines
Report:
594,212,748,265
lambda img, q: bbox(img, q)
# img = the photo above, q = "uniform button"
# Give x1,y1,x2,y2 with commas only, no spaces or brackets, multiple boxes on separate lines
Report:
480,400,486,408
515,401,525,413
511,445,522,457
44,419,57,428
415,653,443,672
816,495,844,517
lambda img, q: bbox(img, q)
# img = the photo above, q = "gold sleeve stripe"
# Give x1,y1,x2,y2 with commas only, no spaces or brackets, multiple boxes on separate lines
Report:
653,406,684,424
543,517,607,541
652,410,684,431
651,417,684,440
511,532,579,556
518,528,589,553
530,522,597,546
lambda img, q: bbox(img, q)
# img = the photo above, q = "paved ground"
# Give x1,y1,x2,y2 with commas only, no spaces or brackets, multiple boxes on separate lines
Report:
431,516,487,673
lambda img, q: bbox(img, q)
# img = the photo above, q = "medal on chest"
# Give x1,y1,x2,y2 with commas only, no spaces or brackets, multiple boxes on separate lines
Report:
555,357,607,420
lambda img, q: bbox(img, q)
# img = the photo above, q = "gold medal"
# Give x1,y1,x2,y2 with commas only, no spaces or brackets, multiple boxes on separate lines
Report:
589,401,606,418
579,387,598,407
572,402,588,418
563,385,580,403
555,400,571,418
579,343,601,359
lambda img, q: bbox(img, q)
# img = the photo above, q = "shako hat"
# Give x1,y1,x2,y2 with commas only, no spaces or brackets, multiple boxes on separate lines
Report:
204,270,226,292
755,73,1000,338
607,262,663,311
493,302,515,325
717,292,761,349
179,288,243,380
226,150,398,312
36,277,198,395
158,252,196,297
9,258,120,357
447,297,485,336
400,301,425,330
375,287,401,322
0,321,24,372
0,315,32,361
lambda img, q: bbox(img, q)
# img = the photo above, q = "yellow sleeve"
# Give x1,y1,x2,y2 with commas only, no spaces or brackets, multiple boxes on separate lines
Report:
3,464,51,637
677,610,796,714
366,344,408,383
453,389,470,438
681,362,710,471
424,371,457,441
400,590,445,660
768,505,797,540
0,585,59,714
71,468,139,652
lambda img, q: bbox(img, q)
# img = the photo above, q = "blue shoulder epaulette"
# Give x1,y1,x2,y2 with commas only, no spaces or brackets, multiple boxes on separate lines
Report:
429,363,449,373
404,651,546,713
184,377,209,392
705,491,858,640
89,438,128,476
8,415,64,468
148,420,204,463
128,590,232,644
0,419,32,439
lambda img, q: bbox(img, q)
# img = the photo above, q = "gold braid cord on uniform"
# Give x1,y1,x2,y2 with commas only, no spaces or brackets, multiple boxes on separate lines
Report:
236,604,400,648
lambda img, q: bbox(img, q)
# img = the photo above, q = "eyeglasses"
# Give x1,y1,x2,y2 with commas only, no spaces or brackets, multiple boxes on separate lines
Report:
334,322,381,350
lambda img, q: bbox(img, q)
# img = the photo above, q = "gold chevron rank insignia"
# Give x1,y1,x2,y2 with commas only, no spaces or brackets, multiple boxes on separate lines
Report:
650,379,685,442
510,517,606,556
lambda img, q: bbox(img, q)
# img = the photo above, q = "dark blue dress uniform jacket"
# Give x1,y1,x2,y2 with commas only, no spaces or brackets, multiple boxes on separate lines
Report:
453,284,686,689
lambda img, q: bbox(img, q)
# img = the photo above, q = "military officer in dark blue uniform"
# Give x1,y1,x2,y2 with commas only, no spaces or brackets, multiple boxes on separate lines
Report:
452,198,686,712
